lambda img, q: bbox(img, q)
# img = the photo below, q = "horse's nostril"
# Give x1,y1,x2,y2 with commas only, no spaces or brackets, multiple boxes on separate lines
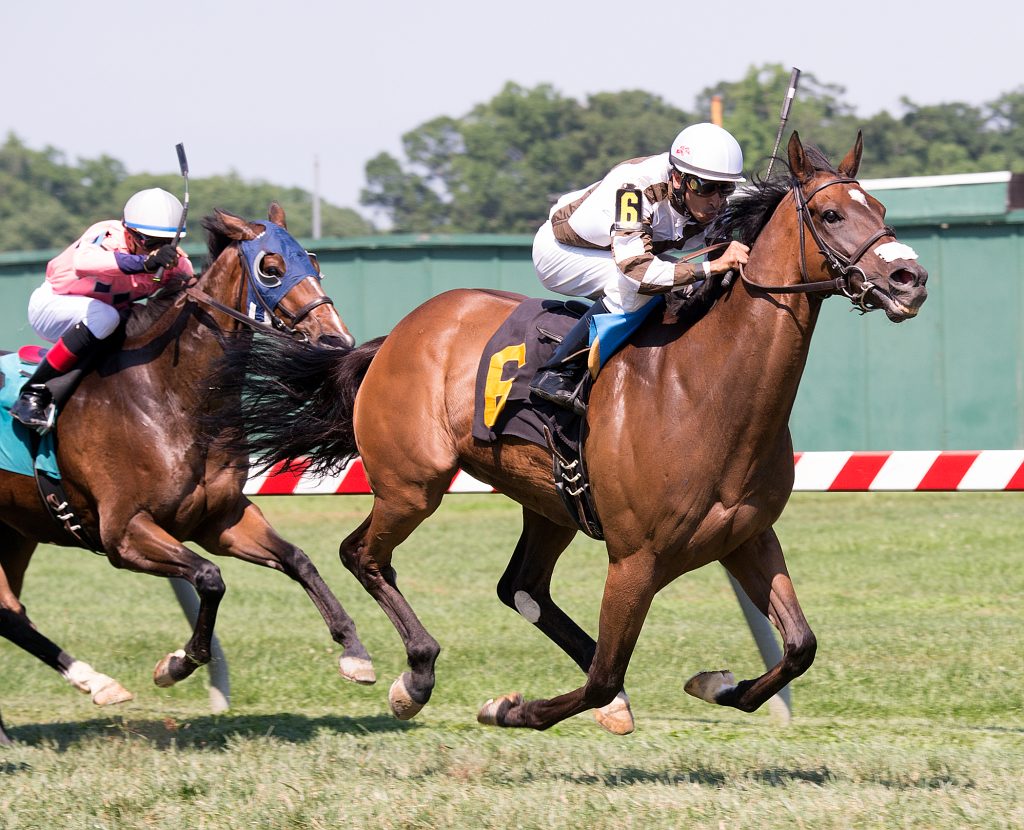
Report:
890,269,916,286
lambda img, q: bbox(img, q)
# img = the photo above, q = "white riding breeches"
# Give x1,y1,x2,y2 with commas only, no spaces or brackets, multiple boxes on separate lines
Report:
27,282,121,343
532,220,656,315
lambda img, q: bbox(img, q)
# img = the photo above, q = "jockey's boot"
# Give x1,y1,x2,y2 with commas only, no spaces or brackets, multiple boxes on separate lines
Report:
10,322,102,434
529,298,607,415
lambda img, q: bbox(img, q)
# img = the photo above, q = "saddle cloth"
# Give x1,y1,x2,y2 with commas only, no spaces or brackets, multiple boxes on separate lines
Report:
471,298,585,447
0,351,61,478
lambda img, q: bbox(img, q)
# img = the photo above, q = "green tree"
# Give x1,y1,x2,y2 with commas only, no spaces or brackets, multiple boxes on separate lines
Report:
0,134,374,253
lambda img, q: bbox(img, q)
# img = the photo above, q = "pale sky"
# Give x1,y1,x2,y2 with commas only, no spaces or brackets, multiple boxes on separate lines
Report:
3,0,1019,222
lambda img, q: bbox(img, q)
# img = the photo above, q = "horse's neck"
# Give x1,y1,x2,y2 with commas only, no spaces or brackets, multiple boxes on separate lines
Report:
650,219,822,449
119,255,240,382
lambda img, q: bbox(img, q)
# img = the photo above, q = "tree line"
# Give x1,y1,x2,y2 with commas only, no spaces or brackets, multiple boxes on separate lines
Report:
4,63,1022,252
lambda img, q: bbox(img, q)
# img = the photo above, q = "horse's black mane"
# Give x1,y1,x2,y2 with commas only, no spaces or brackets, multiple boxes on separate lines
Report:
718,144,838,246
665,143,838,319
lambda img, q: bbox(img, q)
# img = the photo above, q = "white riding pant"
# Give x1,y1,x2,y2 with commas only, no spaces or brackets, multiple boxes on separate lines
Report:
532,220,656,315
27,282,121,343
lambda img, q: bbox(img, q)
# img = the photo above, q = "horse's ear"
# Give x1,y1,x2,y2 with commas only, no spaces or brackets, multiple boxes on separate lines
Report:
838,130,864,179
268,201,287,228
215,209,260,241
788,131,811,183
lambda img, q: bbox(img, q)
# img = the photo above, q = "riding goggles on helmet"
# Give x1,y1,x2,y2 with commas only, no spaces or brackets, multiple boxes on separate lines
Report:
683,174,736,198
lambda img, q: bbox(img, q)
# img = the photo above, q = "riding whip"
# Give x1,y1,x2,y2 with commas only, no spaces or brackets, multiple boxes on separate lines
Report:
765,67,801,180
154,142,190,284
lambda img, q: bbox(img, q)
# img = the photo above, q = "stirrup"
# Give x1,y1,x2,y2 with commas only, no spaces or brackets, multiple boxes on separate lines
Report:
10,392,57,434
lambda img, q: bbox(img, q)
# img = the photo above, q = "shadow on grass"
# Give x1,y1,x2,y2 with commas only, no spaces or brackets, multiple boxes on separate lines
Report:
2,711,416,752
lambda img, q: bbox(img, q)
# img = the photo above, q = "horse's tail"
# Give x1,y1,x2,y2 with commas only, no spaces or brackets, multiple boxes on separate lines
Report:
205,333,387,476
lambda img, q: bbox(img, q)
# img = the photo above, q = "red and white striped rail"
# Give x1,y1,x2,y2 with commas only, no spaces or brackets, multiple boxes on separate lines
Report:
242,451,1024,496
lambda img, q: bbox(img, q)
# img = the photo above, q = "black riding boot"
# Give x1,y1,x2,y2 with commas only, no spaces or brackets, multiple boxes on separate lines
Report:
10,322,102,434
529,299,607,415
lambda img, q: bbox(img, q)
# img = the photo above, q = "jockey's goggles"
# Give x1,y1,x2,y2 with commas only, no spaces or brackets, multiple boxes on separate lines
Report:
129,229,170,251
683,174,736,198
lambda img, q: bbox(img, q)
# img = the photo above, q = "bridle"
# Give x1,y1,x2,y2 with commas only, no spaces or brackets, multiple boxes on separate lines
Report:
166,223,337,342
738,175,897,312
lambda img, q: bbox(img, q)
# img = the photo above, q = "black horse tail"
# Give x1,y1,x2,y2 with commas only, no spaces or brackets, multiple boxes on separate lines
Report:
205,332,387,476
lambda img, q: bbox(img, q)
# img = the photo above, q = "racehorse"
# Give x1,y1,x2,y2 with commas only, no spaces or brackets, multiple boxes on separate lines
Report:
219,133,928,733
0,203,375,743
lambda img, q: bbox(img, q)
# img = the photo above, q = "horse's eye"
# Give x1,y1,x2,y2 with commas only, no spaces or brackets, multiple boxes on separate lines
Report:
253,252,284,288
823,209,842,224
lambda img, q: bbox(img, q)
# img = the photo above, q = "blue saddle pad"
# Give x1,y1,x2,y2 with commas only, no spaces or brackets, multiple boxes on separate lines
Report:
588,297,665,372
0,352,60,478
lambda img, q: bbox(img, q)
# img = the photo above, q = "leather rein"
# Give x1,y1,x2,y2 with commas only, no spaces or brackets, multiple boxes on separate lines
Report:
736,175,896,312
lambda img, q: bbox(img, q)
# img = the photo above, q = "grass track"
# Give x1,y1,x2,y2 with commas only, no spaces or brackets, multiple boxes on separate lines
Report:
1,492,1022,828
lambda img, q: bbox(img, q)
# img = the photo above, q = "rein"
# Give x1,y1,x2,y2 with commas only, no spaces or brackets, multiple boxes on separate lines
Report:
739,176,896,311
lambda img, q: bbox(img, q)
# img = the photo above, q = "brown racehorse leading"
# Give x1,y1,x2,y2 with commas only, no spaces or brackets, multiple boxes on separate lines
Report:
221,133,929,733
0,204,374,744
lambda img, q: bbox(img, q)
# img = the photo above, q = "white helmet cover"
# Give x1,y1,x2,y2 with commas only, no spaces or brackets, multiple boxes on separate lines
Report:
669,123,745,182
123,188,186,238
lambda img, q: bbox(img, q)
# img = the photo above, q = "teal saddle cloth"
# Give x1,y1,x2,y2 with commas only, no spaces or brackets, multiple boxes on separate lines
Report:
0,351,60,478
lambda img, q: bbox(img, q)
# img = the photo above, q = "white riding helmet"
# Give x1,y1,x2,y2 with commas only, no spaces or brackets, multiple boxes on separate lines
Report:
669,123,745,182
123,188,185,238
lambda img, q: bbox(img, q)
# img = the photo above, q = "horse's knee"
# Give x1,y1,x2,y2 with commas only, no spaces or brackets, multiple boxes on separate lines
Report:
193,561,225,597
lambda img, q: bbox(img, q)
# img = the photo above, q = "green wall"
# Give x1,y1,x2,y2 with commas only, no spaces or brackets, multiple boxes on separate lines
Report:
2,176,1021,451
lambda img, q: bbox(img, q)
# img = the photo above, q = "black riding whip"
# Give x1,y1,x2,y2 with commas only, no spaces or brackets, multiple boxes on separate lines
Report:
154,142,189,283
765,67,801,180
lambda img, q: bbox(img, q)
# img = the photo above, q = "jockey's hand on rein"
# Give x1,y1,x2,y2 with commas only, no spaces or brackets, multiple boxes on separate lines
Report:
144,245,179,273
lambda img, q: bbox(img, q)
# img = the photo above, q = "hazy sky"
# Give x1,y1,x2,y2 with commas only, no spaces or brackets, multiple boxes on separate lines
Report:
3,0,1019,220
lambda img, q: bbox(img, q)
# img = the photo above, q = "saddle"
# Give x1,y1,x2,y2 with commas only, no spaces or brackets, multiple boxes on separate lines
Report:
472,299,607,538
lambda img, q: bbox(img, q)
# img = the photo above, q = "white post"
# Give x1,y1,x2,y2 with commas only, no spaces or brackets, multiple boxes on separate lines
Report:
312,155,322,240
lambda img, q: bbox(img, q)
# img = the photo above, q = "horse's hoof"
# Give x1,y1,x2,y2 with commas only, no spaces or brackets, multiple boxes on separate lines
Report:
388,673,424,720
91,677,134,707
477,693,523,727
593,690,635,735
153,649,187,688
339,655,376,685
684,670,737,704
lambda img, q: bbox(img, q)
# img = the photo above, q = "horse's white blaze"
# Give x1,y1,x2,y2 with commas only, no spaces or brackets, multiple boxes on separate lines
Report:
849,188,869,207
874,241,919,262
513,590,541,623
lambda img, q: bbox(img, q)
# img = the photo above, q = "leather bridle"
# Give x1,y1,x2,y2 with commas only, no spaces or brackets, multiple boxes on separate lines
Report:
739,175,897,312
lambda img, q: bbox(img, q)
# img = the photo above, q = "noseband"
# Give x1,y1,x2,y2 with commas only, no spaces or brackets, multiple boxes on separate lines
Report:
739,176,896,312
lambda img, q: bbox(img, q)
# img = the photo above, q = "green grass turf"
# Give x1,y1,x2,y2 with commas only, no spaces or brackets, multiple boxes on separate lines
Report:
1,493,1022,828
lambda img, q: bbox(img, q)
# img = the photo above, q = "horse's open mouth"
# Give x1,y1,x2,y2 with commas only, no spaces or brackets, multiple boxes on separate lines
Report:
865,285,921,322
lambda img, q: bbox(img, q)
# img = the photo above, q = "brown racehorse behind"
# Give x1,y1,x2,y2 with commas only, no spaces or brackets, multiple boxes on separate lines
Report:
0,204,375,744
220,133,928,733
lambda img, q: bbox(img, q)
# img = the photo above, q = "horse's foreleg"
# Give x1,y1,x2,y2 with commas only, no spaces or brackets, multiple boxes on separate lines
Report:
686,528,816,713
480,555,657,731
495,510,634,735
199,500,374,685
113,514,225,687
340,497,443,721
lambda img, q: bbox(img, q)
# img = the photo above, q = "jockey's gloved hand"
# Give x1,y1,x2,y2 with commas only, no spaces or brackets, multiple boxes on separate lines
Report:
144,245,179,273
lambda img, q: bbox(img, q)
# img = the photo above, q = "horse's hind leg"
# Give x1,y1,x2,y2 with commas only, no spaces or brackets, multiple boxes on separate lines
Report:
339,486,447,721
197,499,374,685
493,509,635,734
685,527,816,712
